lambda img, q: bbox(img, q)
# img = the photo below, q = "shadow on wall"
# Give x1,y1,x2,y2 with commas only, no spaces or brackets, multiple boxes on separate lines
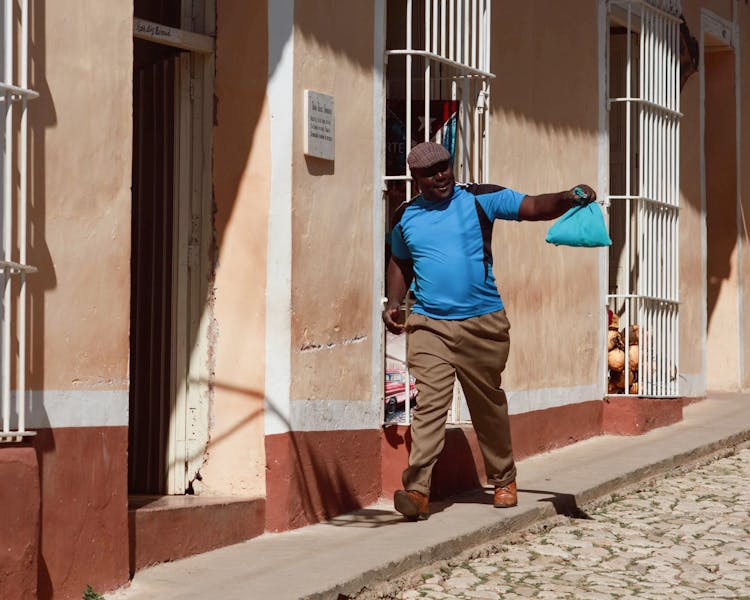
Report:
173,377,369,532
263,393,367,531
491,4,734,390
205,0,380,507
27,0,57,597
185,379,265,467
704,48,739,334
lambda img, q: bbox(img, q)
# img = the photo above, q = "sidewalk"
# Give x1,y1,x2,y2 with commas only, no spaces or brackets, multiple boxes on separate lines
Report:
107,393,750,600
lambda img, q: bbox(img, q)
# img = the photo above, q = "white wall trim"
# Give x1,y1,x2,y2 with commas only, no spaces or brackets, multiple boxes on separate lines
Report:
699,12,708,391
281,384,602,430
9,390,129,429
678,372,707,398
733,7,744,389
371,0,387,428
507,385,600,416
702,8,737,46
286,399,382,432
265,0,295,436
598,0,610,401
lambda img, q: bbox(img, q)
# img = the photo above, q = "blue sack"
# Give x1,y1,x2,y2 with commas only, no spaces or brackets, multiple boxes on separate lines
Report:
545,203,612,247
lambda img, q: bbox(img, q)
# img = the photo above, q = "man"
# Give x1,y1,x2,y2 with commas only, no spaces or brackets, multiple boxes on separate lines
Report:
383,141,596,521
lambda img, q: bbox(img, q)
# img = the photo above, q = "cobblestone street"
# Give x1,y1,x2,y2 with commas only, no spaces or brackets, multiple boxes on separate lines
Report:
389,447,750,599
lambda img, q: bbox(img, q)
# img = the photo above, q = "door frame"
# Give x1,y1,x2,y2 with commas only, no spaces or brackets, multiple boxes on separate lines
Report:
132,1,215,494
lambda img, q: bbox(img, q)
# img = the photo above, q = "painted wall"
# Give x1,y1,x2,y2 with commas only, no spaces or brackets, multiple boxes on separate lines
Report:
741,4,750,390
260,0,384,532
0,448,39,600
289,1,375,406
678,2,706,391
28,2,132,400
488,1,602,399
681,0,744,393
705,48,739,389
23,0,133,596
202,0,270,497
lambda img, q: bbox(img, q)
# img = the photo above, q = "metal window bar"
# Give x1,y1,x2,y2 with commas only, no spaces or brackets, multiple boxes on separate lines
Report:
606,0,680,398
384,0,493,425
1,0,38,442
384,0,495,424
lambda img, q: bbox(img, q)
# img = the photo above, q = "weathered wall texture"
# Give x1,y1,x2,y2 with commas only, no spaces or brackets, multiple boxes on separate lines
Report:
204,0,271,496
265,429,381,531
290,1,375,403
488,1,602,394
23,1,133,597
29,0,132,394
0,448,39,600
35,428,129,599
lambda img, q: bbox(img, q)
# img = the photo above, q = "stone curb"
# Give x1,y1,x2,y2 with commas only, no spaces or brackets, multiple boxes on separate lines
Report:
307,427,750,600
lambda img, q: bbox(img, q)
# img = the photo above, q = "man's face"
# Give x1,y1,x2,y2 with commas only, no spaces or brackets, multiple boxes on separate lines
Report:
412,160,455,202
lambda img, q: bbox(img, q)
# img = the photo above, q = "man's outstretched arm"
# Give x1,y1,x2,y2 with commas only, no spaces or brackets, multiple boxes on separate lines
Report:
382,256,413,334
518,184,597,221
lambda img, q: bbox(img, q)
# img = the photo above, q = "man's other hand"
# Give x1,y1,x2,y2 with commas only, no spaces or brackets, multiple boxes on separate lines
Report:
382,305,405,335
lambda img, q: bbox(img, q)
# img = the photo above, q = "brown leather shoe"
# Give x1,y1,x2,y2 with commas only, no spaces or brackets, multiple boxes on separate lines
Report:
394,489,429,521
493,480,518,508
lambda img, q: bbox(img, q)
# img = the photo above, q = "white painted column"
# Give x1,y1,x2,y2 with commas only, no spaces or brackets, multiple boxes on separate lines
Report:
372,0,386,424
265,0,295,435
598,0,610,399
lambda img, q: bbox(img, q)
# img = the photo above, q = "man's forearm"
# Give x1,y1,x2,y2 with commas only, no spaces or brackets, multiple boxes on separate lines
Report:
518,191,577,221
385,257,411,309
518,185,596,221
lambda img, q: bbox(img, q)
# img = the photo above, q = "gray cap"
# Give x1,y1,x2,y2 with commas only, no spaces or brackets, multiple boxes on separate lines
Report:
407,142,451,170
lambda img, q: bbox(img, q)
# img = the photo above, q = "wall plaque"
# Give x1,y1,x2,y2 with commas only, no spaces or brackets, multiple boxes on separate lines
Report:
304,90,335,161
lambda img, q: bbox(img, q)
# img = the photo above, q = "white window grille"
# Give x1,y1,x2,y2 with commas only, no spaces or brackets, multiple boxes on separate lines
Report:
0,0,37,442
384,0,493,425
606,0,681,397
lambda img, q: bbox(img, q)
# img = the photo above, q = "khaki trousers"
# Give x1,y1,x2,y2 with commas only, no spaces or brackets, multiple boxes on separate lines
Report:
402,309,516,496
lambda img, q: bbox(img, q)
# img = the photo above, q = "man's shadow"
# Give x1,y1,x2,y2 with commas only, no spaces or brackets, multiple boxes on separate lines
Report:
518,488,593,519
442,486,593,520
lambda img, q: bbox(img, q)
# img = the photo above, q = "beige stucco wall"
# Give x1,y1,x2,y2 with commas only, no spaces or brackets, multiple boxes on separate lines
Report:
290,1,375,402
741,5,750,390
681,0,745,391
678,2,704,383
489,1,602,392
486,0,746,396
28,1,132,392
200,0,270,496
704,48,739,390
678,2,708,384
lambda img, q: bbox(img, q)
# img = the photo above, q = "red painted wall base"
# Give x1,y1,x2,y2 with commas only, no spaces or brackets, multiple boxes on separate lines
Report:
128,495,265,573
33,427,130,600
382,397,685,499
0,445,39,600
265,429,383,532
602,396,684,435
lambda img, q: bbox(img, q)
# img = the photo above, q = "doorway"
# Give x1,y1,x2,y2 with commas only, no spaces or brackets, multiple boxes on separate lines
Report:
128,0,214,494
129,31,179,494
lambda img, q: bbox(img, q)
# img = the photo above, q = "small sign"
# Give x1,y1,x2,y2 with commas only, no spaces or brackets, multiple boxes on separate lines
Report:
304,90,335,161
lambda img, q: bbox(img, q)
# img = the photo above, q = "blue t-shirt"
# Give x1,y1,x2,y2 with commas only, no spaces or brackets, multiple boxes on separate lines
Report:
390,184,525,319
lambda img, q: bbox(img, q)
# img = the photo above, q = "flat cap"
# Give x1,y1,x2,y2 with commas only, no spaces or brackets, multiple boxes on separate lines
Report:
407,142,451,170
